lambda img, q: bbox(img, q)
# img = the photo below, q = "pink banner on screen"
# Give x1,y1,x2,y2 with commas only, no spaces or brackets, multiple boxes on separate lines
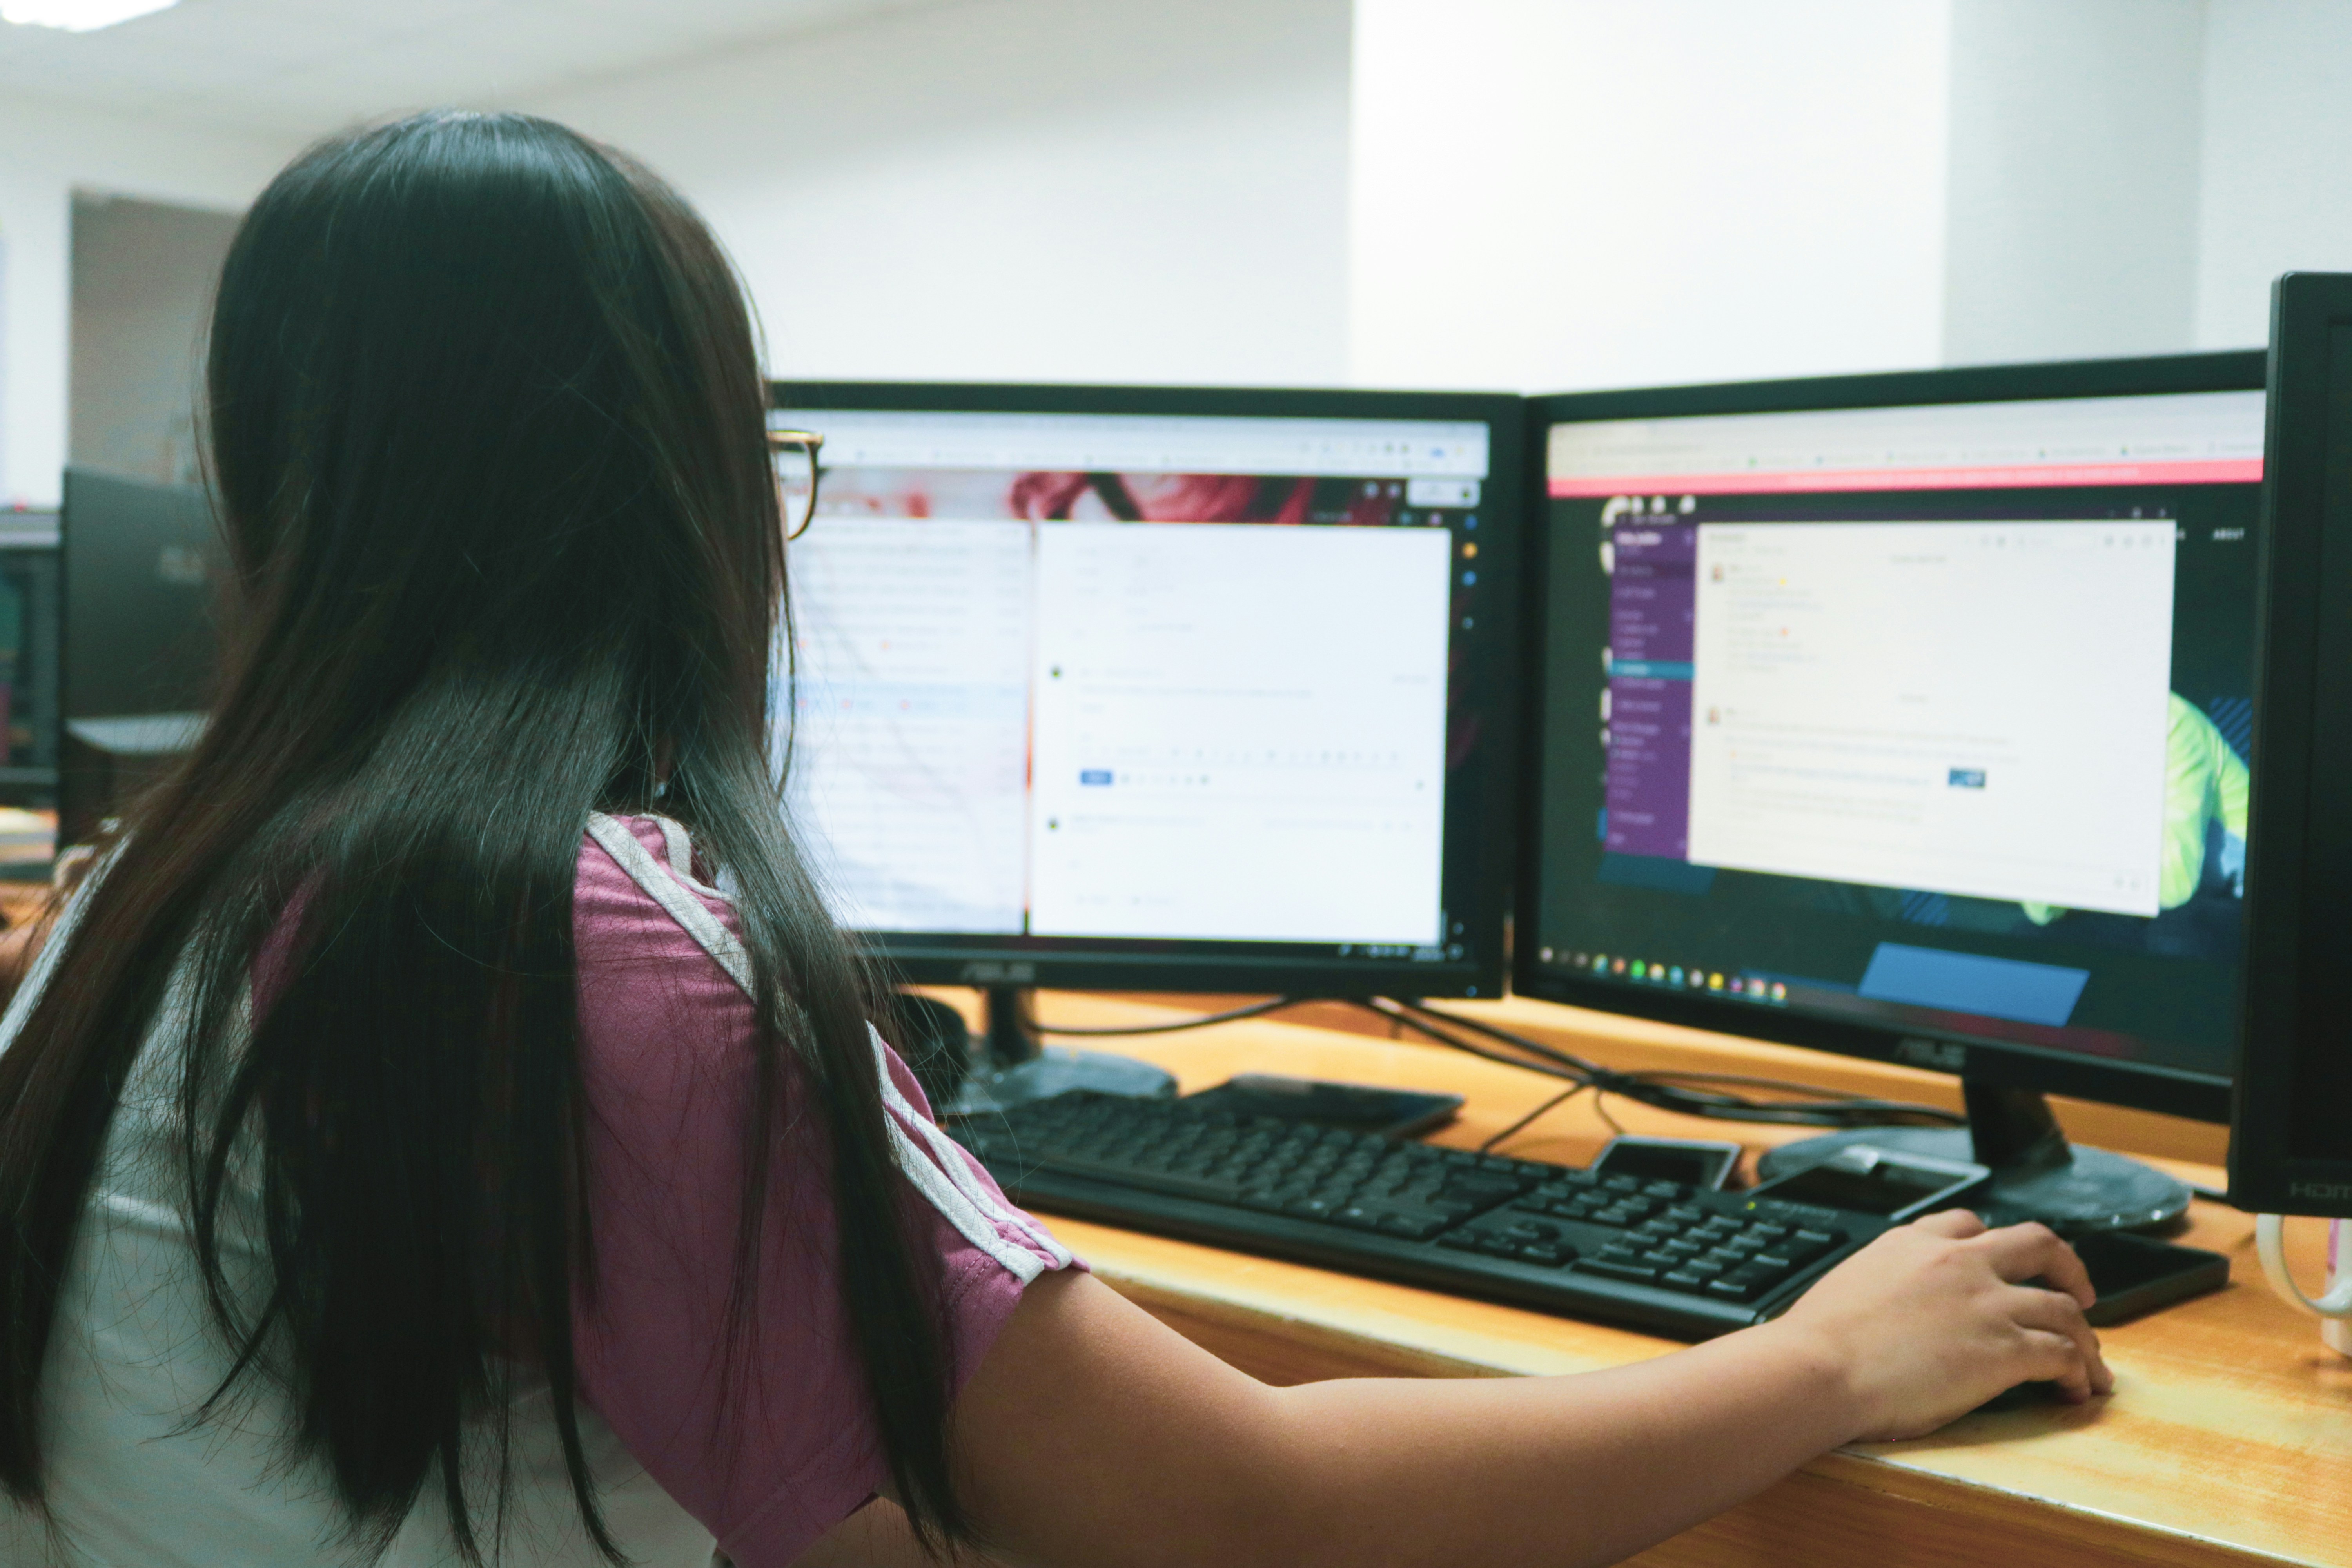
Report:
1549,457,2262,497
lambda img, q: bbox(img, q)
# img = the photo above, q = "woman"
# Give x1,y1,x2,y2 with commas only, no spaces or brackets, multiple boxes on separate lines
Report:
0,113,2107,1568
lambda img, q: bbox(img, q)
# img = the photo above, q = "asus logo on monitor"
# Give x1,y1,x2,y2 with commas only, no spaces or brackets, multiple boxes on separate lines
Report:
1894,1037,1967,1073
959,961,1038,985
2289,1181,2352,1201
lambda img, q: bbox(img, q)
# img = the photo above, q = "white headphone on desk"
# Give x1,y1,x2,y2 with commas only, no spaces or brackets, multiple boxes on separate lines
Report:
2254,1214,2352,1355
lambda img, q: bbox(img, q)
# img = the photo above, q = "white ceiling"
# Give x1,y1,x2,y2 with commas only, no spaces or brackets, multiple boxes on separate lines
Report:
0,0,939,138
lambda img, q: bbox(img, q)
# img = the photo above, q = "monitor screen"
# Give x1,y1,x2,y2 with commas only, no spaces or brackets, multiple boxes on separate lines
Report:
770,385,1522,997
1521,357,2263,1119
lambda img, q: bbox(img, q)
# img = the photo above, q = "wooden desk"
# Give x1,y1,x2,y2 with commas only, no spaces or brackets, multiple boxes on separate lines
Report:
939,990,2350,1568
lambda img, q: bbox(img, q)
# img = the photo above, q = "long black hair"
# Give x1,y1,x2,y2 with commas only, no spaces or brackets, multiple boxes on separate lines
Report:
0,112,966,1559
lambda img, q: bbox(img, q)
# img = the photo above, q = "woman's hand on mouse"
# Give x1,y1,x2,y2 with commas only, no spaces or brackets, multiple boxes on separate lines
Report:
1768,1208,2113,1441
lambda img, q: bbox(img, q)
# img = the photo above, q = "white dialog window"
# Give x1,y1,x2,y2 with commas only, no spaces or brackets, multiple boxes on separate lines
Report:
1685,519,2176,915
1027,522,1453,943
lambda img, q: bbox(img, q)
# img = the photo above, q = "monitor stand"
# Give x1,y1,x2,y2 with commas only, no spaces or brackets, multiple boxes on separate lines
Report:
1753,1080,2192,1234
946,987,1178,1115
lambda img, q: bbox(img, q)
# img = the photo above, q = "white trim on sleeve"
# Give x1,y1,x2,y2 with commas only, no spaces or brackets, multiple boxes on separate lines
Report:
583,813,1065,1283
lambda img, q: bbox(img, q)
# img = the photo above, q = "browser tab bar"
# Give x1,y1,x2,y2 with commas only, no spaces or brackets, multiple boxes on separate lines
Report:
775,409,1492,479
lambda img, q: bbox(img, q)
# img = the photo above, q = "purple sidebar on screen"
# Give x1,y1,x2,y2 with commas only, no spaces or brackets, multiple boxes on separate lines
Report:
1605,524,1696,859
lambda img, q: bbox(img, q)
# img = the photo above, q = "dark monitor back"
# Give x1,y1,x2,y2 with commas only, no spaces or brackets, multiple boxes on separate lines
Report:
1519,353,2265,1125
60,469,223,845
2234,273,2352,1215
0,514,61,798
62,468,221,720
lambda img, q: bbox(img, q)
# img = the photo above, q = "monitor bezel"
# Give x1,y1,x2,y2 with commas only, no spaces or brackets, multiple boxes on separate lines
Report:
2232,277,2352,1214
769,379,1526,999
1514,350,2265,1125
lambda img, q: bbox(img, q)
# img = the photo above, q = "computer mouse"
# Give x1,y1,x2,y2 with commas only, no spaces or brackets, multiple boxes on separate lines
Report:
1973,1379,2060,1413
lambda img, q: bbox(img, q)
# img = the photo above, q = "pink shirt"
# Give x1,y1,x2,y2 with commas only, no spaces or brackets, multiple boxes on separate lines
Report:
567,813,1076,1565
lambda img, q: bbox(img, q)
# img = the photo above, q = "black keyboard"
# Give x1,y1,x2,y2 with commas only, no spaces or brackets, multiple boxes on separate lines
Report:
952,1091,1895,1338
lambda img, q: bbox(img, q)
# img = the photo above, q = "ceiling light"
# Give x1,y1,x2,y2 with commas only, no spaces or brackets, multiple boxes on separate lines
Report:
1,0,178,31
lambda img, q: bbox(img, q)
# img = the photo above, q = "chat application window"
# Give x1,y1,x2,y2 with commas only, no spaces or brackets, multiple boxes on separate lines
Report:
1684,519,2176,915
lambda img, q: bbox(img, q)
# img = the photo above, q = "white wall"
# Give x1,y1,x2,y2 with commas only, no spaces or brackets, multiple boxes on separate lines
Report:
2195,0,2352,349
0,97,294,509
525,0,1352,389
71,194,243,484
1349,0,1954,394
1942,0,2205,365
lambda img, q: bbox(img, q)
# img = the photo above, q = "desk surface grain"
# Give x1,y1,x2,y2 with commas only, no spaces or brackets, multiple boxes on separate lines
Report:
936,990,2350,1568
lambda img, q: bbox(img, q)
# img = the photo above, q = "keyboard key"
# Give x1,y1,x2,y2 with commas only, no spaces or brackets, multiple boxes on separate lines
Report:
1706,1261,1791,1301
1284,1197,1337,1221
1642,1180,1691,1200
1786,1230,1845,1263
1334,1205,1385,1231
1661,1269,1708,1291
1666,1204,1708,1222
1517,1243,1574,1267
1436,1230,1482,1251
1574,1258,1660,1284
1600,1174,1642,1193
1378,1212,1446,1241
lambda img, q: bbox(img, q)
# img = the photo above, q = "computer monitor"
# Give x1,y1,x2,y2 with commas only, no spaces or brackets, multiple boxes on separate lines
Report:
0,510,60,875
2233,274,2352,1218
60,468,222,847
1519,352,2265,1232
769,382,1524,1094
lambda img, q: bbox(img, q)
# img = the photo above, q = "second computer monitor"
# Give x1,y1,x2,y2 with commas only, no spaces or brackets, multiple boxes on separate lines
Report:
1520,353,2264,1137
769,383,1524,1000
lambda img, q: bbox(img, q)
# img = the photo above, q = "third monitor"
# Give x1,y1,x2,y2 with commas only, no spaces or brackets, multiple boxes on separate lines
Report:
1519,352,2264,1232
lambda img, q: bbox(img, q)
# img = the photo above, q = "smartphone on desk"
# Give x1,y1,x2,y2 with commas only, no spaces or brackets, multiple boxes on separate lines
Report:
1743,1145,1991,1224
1589,1135,1745,1191
2073,1231,2229,1325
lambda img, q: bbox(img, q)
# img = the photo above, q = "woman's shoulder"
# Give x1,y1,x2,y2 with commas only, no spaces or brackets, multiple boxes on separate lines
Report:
572,812,754,1067
575,812,739,949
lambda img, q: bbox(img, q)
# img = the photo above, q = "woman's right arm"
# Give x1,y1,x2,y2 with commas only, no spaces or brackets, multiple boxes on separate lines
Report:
917,1209,2105,1568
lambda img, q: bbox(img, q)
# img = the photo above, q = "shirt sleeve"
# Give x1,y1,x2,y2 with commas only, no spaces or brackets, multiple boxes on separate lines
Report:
567,816,1080,1567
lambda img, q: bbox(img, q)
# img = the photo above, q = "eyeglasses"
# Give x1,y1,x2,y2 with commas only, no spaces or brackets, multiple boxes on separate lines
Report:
767,428,826,540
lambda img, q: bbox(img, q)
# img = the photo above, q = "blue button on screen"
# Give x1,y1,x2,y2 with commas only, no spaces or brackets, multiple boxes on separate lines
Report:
1858,942,2088,1027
